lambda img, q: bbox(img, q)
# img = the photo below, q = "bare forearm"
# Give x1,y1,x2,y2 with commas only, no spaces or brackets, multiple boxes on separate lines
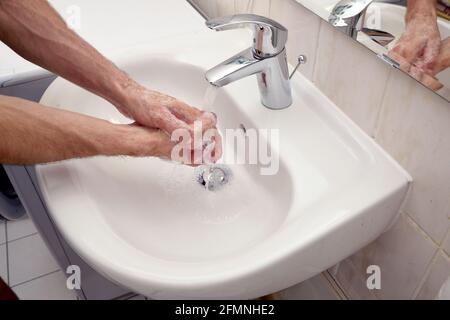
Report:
0,96,138,164
406,0,437,22
0,0,134,108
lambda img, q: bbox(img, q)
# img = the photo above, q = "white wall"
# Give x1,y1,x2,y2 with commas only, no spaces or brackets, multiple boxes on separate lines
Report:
191,0,450,299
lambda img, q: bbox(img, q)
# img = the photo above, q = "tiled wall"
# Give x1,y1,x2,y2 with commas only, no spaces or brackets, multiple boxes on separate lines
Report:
191,0,450,299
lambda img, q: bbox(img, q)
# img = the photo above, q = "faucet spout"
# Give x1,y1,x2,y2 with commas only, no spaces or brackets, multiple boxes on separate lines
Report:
204,14,294,110
329,0,373,39
206,47,292,109
205,48,265,87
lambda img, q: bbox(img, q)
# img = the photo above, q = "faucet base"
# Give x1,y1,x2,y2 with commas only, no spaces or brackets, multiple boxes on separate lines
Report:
205,47,293,110
257,48,292,110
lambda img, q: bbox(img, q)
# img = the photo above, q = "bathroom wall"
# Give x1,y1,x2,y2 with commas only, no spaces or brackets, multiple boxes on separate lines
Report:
191,0,450,299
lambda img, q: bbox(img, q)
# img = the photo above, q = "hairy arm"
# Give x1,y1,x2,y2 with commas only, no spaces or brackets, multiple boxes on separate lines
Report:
0,96,174,165
0,0,132,109
0,0,218,135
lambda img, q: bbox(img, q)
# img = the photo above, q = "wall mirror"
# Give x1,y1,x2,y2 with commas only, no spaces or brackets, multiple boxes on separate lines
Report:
296,0,450,101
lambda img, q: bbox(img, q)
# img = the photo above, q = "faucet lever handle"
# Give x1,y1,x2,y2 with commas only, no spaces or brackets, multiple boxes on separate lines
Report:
206,14,288,58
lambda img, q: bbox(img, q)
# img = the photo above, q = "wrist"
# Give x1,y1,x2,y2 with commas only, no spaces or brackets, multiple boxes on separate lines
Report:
109,76,146,114
406,0,437,23
96,123,136,157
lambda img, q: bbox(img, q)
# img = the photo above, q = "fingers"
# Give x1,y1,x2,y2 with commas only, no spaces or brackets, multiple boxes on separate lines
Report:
390,32,427,67
431,37,450,75
417,36,441,74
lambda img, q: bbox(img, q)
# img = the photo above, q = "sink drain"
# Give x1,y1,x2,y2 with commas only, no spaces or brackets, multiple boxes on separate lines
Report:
196,164,232,191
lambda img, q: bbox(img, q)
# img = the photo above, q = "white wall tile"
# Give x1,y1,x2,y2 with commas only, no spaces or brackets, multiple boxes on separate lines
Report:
313,20,391,136
6,216,37,242
0,220,5,245
8,234,59,286
270,0,321,81
278,273,341,300
0,244,7,282
375,69,450,243
416,251,450,300
335,214,437,299
12,271,77,300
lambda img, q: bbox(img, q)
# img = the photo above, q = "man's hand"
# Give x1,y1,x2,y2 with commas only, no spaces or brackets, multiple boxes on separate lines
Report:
114,83,223,164
388,0,446,90
0,95,180,165
0,0,222,165
389,10,441,75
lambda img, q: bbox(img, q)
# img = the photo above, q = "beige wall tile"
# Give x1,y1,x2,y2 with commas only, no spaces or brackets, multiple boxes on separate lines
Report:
335,214,437,299
191,0,217,18
313,20,391,135
443,230,450,256
416,251,450,300
331,259,377,300
215,0,237,16
278,273,341,300
270,0,321,81
234,0,272,16
375,69,450,243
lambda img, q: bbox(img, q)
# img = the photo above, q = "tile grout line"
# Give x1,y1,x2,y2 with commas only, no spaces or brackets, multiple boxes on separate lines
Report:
10,269,60,289
5,220,10,284
403,214,444,299
404,211,444,248
310,19,323,84
372,68,393,139
411,249,440,299
323,271,348,300
7,231,39,245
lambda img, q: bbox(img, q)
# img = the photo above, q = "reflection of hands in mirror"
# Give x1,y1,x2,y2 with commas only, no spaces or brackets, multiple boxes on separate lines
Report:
388,0,448,90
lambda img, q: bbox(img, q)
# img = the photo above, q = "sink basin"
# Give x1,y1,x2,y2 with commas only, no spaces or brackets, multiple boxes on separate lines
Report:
36,30,410,299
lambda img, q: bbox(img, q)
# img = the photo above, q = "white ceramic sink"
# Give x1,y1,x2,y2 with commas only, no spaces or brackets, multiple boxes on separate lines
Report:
36,30,410,299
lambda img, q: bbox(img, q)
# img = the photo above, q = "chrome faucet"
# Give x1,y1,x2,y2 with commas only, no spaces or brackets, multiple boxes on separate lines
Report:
329,0,373,39
205,14,292,110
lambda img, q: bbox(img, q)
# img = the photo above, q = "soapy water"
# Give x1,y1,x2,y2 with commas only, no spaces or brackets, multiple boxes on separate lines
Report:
161,161,246,224
195,164,233,191
158,85,248,224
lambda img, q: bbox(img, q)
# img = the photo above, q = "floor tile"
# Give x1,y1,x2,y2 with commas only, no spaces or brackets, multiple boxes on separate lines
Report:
6,216,37,242
8,233,59,286
0,244,7,282
0,220,5,245
12,271,77,300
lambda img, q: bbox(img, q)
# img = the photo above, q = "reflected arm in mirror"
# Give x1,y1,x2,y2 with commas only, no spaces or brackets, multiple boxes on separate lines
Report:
388,0,447,90
0,0,222,161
